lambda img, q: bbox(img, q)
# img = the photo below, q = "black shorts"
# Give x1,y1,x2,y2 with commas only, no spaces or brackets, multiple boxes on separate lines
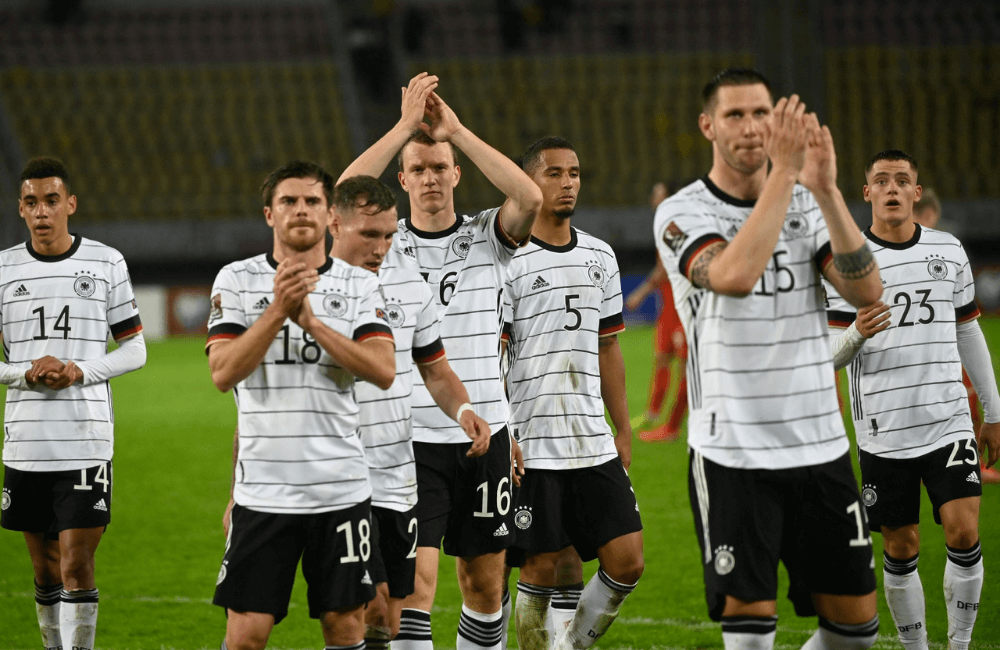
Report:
213,500,376,624
859,439,983,530
688,451,877,621
413,429,514,557
510,458,642,562
369,505,418,599
1,462,113,535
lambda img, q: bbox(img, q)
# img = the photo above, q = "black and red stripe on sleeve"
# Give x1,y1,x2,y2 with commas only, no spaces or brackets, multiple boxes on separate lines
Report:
814,242,833,273
413,338,445,365
205,323,246,353
956,301,981,324
598,313,625,337
827,311,856,328
679,234,726,280
110,315,143,342
354,323,394,344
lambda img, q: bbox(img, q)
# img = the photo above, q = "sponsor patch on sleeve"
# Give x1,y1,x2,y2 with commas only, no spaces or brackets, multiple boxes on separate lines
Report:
209,293,223,323
662,221,689,254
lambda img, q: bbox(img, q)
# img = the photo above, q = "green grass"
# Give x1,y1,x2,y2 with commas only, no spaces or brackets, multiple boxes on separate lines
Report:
2,320,1000,649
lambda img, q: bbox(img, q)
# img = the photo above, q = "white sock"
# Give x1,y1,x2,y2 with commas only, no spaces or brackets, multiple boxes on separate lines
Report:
394,608,433,650
883,552,928,650
457,604,504,649
60,588,99,650
500,586,512,649
721,616,777,650
35,581,62,650
554,568,636,649
363,623,392,649
800,616,879,650
514,582,553,650
944,542,983,650
547,582,582,638
325,643,365,650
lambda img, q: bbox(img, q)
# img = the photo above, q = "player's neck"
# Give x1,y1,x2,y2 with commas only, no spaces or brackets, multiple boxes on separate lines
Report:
409,203,458,233
532,211,573,246
30,231,74,257
272,241,328,269
707,160,767,202
870,215,917,243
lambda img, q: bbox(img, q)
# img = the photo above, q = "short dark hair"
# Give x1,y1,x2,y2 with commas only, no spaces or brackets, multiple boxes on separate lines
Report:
520,136,576,174
260,160,334,208
865,149,919,178
20,157,72,194
702,68,774,114
396,130,459,171
334,175,397,215
914,186,940,215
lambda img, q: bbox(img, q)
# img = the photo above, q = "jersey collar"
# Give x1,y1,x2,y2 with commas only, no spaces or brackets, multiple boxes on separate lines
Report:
265,252,334,274
531,227,578,253
702,175,758,208
865,223,921,250
26,233,81,262
404,214,462,239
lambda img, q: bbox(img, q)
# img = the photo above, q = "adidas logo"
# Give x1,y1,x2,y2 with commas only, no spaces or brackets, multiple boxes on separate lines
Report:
12,284,29,297
361,570,372,585
531,276,549,290
253,297,270,310
93,498,108,512
494,522,510,537
967,472,980,484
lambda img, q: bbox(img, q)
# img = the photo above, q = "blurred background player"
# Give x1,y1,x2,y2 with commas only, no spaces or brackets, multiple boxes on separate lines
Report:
912,189,999,483
626,182,688,442
826,150,1000,650
206,161,395,650
330,175,490,649
339,73,538,650
506,137,642,650
655,70,883,650
0,157,146,650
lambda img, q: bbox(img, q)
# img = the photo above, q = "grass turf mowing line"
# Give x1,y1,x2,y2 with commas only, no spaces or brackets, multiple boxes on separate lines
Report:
2,321,999,648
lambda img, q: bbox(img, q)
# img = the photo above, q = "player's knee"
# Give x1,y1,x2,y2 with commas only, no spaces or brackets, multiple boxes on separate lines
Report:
225,629,269,650
59,552,95,588
602,553,644,586
365,589,390,629
813,615,879,650
944,528,979,552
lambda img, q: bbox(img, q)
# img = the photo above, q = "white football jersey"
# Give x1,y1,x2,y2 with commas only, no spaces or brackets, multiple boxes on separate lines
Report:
387,208,518,444
825,225,978,459
206,254,393,514
1,236,142,472
356,265,443,511
654,177,847,470
505,228,624,470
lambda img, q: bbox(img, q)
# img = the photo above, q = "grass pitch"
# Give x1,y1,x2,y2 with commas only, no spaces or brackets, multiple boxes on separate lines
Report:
1,320,999,649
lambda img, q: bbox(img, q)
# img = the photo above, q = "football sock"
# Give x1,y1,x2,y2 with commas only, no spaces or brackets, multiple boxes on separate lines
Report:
548,581,583,637
883,552,927,650
666,374,688,432
648,364,671,415
944,541,983,650
363,624,392,650
220,641,228,650
35,581,62,650
394,608,433,649
720,615,777,650
514,582,554,650
60,588,99,650
500,585,511,649
456,604,503,649
554,568,636,649
801,616,879,650
325,643,365,650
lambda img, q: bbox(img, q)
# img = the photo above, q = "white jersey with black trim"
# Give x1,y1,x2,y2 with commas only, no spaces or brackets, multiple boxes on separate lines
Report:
654,176,846,470
825,224,979,459
1,236,143,472
356,265,444,511
386,208,518,444
206,254,393,514
504,228,625,470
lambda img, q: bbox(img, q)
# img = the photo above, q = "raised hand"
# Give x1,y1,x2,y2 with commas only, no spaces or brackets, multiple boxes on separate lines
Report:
400,72,439,132
855,300,891,338
272,259,318,320
763,95,808,173
420,91,464,143
799,112,838,194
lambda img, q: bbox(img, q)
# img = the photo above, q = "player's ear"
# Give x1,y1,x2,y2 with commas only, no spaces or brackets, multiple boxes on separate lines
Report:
398,171,408,193
66,194,77,216
698,112,714,141
914,184,922,202
452,164,461,187
263,205,274,226
329,209,342,238
862,184,871,203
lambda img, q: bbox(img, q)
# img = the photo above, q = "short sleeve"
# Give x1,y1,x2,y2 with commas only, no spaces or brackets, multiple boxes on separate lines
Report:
598,248,625,337
107,256,143,341
953,242,980,323
475,207,522,267
802,191,833,273
353,274,395,344
412,281,444,364
824,277,856,328
653,197,725,282
206,266,248,351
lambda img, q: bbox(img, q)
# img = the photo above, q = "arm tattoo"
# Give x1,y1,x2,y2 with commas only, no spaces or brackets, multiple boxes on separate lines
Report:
689,241,726,290
833,242,876,280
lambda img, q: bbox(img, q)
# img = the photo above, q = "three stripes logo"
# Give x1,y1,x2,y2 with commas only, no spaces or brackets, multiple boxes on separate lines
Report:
93,498,108,512
967,472,980,484
493,522,510,537
253,297,270,311
531,276,549,291
12,284,29,297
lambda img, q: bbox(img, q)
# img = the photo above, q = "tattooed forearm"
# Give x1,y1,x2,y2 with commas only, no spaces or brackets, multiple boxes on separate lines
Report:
833,242,876,280
689,241,726,290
